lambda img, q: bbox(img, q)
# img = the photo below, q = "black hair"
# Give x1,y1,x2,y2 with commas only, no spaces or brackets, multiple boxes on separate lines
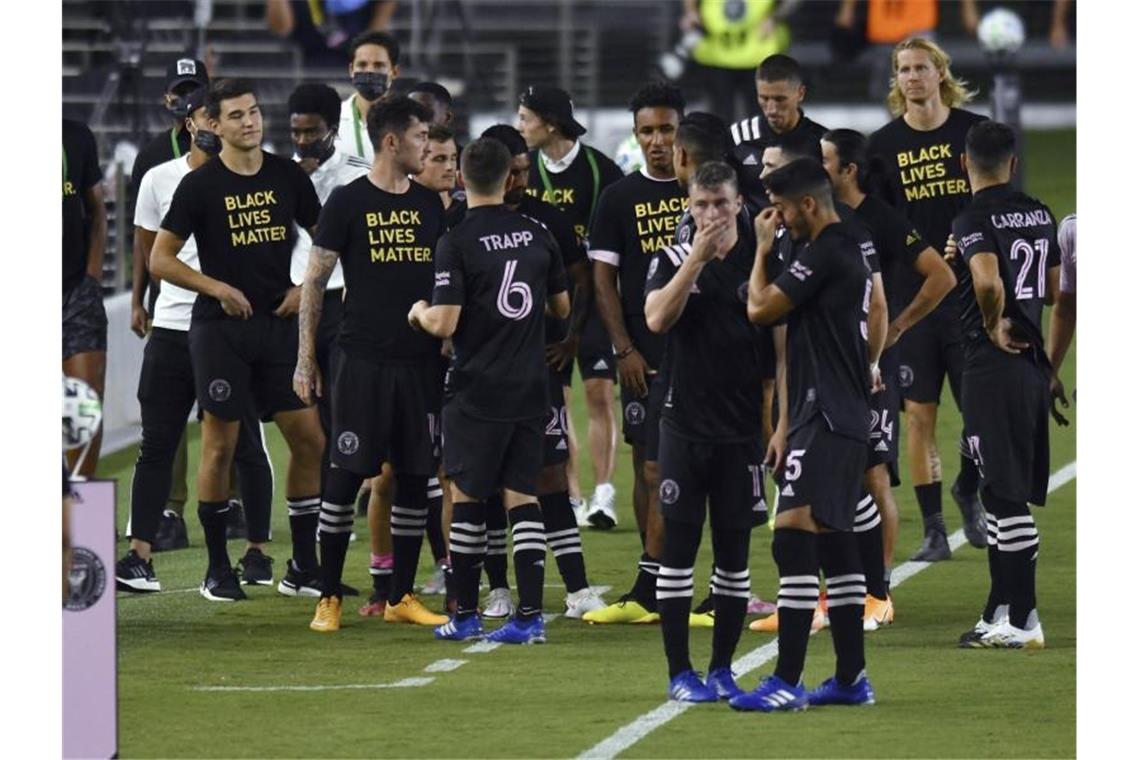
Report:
461,137,512,195
763,157,834,208
628,81,686,116
428,124,455,144
675,111,731,167
771,128,823,163
366,96,433,151
480,124,528,157
349,30,400,66
756,53,804,84
822,127,876,190
206,78,257,120
408,81,453,106
965,120,1017,174
690,161,738,193
287,83,341,131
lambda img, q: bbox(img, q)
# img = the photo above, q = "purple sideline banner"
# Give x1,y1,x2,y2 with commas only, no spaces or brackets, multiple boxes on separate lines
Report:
63,479,117,759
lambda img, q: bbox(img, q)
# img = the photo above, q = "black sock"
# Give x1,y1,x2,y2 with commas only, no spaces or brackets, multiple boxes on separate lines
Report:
630,552,660,611
449,501,487,620
484,492,509,589
370,556,392,601
981,510,1006,621
772,528,820,686
853,493,887,600
659,517,703,679
987,495,1039,629
914,482,945,534
819,531,867,685
709,527,751,672
956,433,980,497
509,503,546,618
287,495,321,571
317,468,363,598
425,476,447,562
389,474,429,605
197,500,231,571
540,491,588,593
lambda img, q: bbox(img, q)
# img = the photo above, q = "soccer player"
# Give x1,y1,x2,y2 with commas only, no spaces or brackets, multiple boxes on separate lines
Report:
299,96,449,632
62,117,107,480
584,83,689,624
821,128,956,629
416,125,461,219
643,161,769,702
150,79,325,602
409,137,571,644
335,31,400,162
951,121,1059,649
729,54,828,213
735,158,876,712
408,81,455,127
516,86,624,528
867,37,988,560
116,90,277,593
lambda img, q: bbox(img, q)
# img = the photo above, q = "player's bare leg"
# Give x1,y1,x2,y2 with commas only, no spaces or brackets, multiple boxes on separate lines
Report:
632,444,649,540
583,377,618,528
62,350,105,478
563,385,586,522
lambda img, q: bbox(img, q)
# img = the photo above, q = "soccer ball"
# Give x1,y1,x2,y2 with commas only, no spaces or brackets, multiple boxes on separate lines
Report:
977,8,1026,54
63,375,102,451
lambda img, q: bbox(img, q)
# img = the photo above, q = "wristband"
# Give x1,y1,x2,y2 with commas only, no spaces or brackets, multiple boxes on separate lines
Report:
616,346,635,360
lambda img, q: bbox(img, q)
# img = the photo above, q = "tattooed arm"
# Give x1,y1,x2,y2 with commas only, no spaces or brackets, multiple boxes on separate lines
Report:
293,244,340,404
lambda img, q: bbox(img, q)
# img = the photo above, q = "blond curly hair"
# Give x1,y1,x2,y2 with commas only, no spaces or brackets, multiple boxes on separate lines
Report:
886,37,978,117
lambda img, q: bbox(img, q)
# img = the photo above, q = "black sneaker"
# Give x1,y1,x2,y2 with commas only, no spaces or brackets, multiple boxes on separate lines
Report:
909,529,952,562
951,480,988,549
115,550,160,592
237,547,275,586
277,559,322,597
225,500,248,540
200,566,247,602
152,510,189,553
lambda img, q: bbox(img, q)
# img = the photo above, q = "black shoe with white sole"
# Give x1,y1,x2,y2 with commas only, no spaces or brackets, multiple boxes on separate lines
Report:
200,566,247,601
152,510,189,552
116,550,160,592
237,548,274,586
277,559,322,597
909,529,952,562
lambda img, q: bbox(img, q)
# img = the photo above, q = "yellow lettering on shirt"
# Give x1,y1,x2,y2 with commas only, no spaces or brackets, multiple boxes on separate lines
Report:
894,143,969,203
365,209,430,264
633,196,687,255
224,190,284,247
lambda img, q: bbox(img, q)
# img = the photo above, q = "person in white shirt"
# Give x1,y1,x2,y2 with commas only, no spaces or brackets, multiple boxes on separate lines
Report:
335,30,401,163
115,91,275,594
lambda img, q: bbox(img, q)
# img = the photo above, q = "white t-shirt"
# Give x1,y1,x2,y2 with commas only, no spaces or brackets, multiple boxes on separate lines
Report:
334,95,374,164
134,155,200,332
290,148,372,289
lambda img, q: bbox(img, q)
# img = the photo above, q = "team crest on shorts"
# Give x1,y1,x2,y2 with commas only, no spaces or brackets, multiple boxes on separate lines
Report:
208,379,231,402
625,401,646,424
337,431,360,455
64,546,106,612
899,365,914,389
660,479,680,505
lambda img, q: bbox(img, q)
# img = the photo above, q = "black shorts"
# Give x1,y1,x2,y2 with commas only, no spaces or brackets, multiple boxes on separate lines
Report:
315,290,344,435
188,315,305,421
898,313,963,405
543,367,570,466
576,313,616,382
330,354,442,477
620,382,651,446
656,423,768,531
961,343,1051,506
777,416,867,531
644,370,668,462
867,347,901,486
62,275,107,360
442,403,544,500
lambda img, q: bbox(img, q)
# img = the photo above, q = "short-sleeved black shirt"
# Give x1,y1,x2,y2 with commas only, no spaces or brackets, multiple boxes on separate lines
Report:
63,119,103,293
314,176,446,362
853,194,930,322
432,205,569,421
645,237,768,442
161,151,321,320
775,221,873,442
526,144,624,243
729,110,829,214
952,184,1060,352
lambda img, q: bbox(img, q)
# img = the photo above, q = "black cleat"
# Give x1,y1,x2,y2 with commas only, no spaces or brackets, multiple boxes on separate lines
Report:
115,549,160,592
152,509,189,552
277,559,322,597
200,566,247,602
237,547,275,586
909,529,952,562
225,500,248,540
951,481,988,549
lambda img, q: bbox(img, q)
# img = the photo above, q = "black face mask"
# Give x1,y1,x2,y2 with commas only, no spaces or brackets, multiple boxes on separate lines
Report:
352,71,389,101
193,129,222,155
295,131,337,163
166,95,190,120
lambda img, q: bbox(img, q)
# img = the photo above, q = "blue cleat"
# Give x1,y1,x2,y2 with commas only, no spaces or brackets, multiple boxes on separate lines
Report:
485,614,546,644
433,615,484,641
807,673,876,706
667,670,718,703
729,675,809,712
706,667,744,700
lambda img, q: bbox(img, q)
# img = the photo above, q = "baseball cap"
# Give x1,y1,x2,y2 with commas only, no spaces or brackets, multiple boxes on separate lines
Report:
166,57,209,93
519,86,586,138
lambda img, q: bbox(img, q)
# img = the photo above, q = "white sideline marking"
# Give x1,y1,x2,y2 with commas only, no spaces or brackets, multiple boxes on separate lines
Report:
193,676,434,693
424,659,467,673
576,461,1077,760
463,641,501,654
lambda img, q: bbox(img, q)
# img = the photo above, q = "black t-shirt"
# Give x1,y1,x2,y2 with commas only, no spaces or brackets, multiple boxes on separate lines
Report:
645,237,767,442
868,108,986,314
952,184,1060,353
62,119,103,293
775,221,873,442
853,194,930,322
162,151,321,320
526,143,624,243
314,176,445,362
432,205,569,421
589,170,688,369
517,194,585,345
445,196,468,230
129,126,191,211
730,110,828,213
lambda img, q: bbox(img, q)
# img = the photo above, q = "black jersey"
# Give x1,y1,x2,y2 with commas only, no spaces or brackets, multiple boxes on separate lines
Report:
526,143,624,243
645,237,767,442
776,221,873,442
62,119,103,293
729,110,828,213
432,205,569,421
314,176,446,362
162,151,321,320
517,194,585,345
589,170,688,368
853,194,930,322
952,184,1060,352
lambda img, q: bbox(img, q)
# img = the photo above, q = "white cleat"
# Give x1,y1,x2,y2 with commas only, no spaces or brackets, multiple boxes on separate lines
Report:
586,483,617,529
571,497,591,528
979,620,1045,649
483,587,514,619
564,587,607,619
